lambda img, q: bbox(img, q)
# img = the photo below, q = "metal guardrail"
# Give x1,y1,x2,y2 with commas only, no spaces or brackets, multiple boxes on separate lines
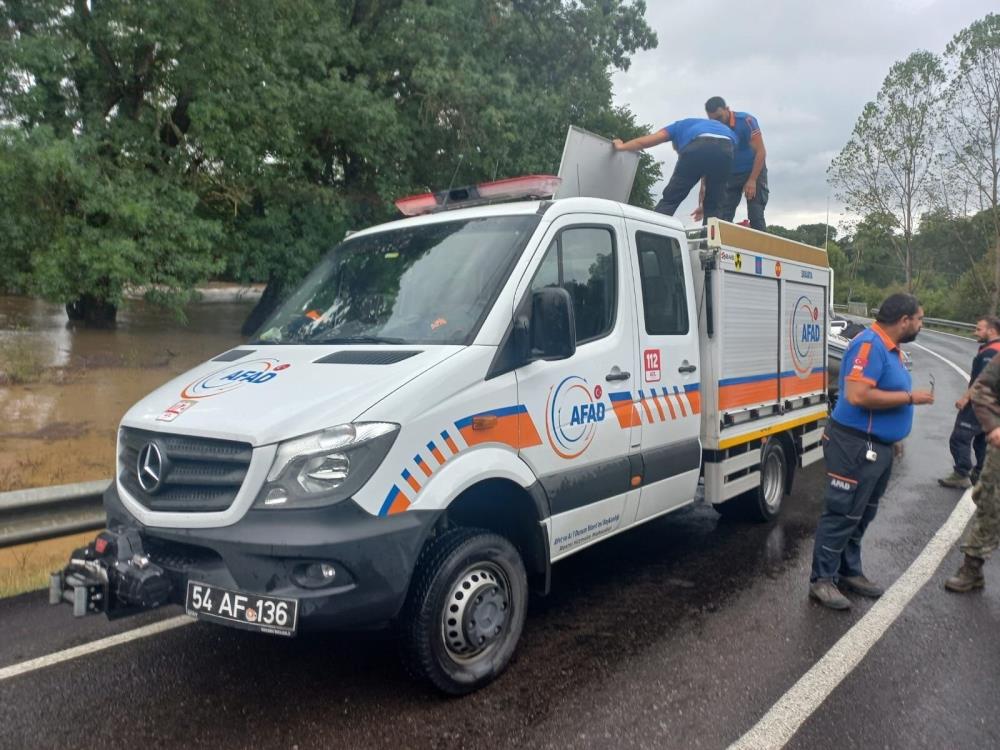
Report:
923,317,976,332
847,301,869,317
0,480,109,549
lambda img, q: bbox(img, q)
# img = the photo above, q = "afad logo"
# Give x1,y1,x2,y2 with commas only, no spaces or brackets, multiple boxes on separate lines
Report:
180,358,290,399
544,375,606,459
789,295,822,378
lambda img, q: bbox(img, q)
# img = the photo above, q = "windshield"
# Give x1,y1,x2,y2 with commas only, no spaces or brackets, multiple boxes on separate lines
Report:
252,214,540,346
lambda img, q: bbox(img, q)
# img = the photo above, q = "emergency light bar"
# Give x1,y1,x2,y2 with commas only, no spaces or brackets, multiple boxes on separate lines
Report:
395,175,562,216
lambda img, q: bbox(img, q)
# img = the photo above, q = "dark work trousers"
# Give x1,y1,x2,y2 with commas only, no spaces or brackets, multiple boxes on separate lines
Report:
950,403,986,477
810,422,894,582
654,138,734,222
718,166,769,230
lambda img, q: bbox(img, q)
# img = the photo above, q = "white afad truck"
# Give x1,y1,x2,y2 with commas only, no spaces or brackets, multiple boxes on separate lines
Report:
53,175,830,694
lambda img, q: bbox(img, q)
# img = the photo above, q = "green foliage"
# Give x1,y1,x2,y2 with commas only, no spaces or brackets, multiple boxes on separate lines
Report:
829,51,946,290
0,0,659,322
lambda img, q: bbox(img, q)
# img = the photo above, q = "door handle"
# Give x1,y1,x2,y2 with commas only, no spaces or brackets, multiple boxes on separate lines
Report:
678,364,697,374
606,369,631,382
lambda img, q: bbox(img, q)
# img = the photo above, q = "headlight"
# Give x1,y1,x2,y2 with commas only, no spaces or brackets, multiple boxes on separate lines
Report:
255,422,399,509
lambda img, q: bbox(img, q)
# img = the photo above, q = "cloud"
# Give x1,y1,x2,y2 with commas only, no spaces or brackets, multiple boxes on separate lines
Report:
611,0,996,230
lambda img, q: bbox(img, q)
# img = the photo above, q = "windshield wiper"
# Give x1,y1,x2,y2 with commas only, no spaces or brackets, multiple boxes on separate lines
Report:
310,335,408,345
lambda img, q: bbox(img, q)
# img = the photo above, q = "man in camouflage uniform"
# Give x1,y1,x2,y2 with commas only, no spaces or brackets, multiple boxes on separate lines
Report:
945,354,1000,592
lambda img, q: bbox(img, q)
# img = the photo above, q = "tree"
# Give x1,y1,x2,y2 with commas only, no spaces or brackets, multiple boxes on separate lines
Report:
0,1,659,329
938,13,1000,313
829,51,945,291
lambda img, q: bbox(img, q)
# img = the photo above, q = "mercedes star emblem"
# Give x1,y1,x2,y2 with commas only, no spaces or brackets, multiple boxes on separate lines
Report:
137,442,164,493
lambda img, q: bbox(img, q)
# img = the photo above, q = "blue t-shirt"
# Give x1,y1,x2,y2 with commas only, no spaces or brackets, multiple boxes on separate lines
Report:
663,118,736,152
727,110,762,174
832,324,913,443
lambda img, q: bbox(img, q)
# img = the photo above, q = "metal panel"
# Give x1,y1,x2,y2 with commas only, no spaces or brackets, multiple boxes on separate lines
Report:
719,272,780,406
799,445,824,468
555,126,640,202
781,281,827,401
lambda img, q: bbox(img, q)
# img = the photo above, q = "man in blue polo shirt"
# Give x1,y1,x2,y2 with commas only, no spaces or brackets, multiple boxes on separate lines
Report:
613,118,735,221
809,294,935,610
699,97,768,230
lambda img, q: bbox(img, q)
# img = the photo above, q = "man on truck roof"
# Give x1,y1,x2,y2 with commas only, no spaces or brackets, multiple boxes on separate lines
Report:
613,117,735,222
694,96,768,230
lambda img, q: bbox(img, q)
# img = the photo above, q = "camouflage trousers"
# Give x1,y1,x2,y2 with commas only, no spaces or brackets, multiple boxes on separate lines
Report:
962,444,1000,559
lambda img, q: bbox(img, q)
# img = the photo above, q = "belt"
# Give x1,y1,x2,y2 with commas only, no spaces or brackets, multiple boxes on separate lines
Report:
829,418,894,447
695,133,732,140
684,136,733,151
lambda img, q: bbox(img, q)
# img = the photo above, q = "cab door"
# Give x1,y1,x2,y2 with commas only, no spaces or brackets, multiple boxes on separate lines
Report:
513,215,641,559
624,219,702,521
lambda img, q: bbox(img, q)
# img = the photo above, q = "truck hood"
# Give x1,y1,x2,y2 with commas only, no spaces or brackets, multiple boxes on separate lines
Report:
120,345,464,445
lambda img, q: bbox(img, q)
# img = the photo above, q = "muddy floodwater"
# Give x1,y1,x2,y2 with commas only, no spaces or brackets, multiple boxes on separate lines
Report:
0,291,259,492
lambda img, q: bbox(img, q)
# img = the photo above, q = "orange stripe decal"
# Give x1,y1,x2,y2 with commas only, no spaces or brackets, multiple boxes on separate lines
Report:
672,386,688,417
402,469,422,494
685,388,701,414
646,390,666,421
639,395,654,423
428,441,447,465
415,455,433,478
719,380,780,410
442,431,461,455
609,394,641,428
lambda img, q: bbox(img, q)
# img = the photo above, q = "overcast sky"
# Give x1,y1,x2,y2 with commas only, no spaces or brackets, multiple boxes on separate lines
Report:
611,0,997,231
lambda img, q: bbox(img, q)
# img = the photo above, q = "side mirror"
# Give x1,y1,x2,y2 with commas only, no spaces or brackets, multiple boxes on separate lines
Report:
530,287,576,361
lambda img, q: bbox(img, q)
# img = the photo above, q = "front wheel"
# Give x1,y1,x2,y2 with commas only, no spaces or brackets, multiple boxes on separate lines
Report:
398,527,528,695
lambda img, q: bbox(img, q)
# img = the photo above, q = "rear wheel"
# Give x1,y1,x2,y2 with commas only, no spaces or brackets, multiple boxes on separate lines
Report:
716,436,789,522
398,527,528,695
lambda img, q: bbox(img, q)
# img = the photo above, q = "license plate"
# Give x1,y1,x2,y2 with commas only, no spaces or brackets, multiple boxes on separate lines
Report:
185,581,298,637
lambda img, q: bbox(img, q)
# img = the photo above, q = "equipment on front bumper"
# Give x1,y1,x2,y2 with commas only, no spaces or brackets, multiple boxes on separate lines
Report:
49,527,172,618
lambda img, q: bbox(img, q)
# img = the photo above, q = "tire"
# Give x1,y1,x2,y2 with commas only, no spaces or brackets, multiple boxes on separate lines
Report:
398,527,528,695
716,437,789,522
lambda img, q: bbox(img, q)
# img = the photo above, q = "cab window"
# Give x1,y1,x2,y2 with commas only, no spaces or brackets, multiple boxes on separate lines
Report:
531,227,616,343
636,231,689,335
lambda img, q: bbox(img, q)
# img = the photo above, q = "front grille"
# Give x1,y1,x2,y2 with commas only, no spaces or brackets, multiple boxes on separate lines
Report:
119,427,253,513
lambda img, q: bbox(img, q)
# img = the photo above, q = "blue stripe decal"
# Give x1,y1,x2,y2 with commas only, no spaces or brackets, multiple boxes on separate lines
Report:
719,373,781,387
414,454,425,466
379,485,402,516
401,468,412,481
684,383,700,392
454,405,526,429
778,367,827,378
608,391,633,402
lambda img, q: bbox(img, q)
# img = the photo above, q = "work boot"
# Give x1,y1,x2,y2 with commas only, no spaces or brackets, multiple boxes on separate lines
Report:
970,467,982,485
839,575,884,598
938,471,972,489
945,554,985,592
809,579,851,610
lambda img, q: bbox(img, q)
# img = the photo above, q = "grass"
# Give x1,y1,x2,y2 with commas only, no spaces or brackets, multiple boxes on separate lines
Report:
0,532,98,598
0,329,46,385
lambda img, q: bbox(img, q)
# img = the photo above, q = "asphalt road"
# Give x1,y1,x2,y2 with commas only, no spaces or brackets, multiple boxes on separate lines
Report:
1,329,995,750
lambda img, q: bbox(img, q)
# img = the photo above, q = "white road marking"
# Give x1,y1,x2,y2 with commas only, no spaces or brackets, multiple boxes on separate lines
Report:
0,615,194,683
910,342,972,381
730,343,976,749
